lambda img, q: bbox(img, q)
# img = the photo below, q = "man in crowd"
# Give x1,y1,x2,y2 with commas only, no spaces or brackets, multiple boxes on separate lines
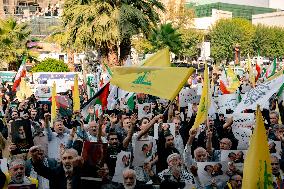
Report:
3,159,38,188
30,146,82,189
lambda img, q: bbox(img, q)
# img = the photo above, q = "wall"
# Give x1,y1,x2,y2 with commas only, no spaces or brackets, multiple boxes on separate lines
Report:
193,9,232,30
252,11,284,28
269,0,284,10
189,0,269,7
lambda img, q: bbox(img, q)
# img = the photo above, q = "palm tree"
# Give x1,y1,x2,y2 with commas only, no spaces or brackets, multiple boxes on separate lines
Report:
149,23,183,54
0,17,31,70
62,0,165,66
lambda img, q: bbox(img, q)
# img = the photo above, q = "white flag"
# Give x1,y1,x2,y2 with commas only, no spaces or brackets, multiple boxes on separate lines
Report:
234,75,284,114
107,85,118,110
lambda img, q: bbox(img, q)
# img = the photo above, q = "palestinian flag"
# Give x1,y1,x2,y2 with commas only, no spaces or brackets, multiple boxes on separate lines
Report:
81,83,110,119
266,58,277,78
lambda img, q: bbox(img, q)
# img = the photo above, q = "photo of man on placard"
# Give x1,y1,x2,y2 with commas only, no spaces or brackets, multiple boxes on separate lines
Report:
11,120,34,155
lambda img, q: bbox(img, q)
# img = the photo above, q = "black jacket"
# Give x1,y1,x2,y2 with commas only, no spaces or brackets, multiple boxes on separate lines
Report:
32,161,82,189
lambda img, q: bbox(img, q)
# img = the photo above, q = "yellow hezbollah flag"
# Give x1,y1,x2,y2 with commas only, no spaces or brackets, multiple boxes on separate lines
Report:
51,82,57,127
242,105,273,189
142,48,171,67
73,74,80,112
275,102,282,124
16,79,33,102
226,67,240,92
110,67,194,100
191,63,210,130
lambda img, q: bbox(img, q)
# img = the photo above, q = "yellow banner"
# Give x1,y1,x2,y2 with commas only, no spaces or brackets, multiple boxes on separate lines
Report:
110,67,194,100
73,74,80,112
242,105,273,189
191,63,210,130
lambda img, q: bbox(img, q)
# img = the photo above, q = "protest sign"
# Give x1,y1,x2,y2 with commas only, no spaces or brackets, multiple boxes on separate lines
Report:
8,184,36,189
221,150,247,163
234,75,284,113
138,103,152,120
133,140,154,167
154,123,175,140
269,140,281,158
232,127,252,150
230,113,255,129
34,85,52,101
217,94,238,114
11,120,34,155
0,158,8,173
179,88,200,107
0,71,16,83
197,162,228,187
81,142,107,169
32,72,83,84
112,151,131,183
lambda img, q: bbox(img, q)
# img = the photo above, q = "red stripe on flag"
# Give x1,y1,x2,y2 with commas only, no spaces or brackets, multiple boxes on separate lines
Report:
255,63,261,82
219,80,231,94
99,82,110,110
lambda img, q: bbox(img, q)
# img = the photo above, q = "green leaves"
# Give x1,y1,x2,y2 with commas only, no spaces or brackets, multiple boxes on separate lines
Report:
210,18,255,62
149,23,182,54
0,17,31,67
31,58,70,72
62,0,165,63
252,24,284,58
179,28,204,58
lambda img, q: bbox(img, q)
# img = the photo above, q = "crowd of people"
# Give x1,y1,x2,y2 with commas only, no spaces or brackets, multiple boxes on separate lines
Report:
0,65,284,189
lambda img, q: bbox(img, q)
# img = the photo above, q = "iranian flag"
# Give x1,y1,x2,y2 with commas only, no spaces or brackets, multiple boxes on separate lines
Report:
12,57,27,92
219,69,231,94
266,58,277,78
255,51,262,82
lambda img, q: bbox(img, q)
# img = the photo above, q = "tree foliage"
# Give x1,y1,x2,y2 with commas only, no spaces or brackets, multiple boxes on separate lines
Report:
149,23,182,54
62,0,165,65
0,17,31,67
252,24,284,58
179,28,204,59
161,0,195,29
31,58,70,72
209,18,255,62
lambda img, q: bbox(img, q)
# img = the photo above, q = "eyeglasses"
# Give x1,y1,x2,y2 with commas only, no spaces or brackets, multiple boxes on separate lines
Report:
271,163,279,165
109,138,118,140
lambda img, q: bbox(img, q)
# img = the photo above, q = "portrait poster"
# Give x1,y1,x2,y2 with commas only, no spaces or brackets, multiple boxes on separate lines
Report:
8,184,36,189
138,103,152,120
269,140,282,158
81,141,108,169
133,140,154,167
179,87,200,107
0,158,8,173
11,120,34,155
112,151,132,183
220,150,247,163
197,162,228,187
154,123,175,140
232,127,252,150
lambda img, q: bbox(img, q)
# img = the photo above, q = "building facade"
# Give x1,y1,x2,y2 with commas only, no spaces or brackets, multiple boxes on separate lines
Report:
253,11,284,28
189,2,276,20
